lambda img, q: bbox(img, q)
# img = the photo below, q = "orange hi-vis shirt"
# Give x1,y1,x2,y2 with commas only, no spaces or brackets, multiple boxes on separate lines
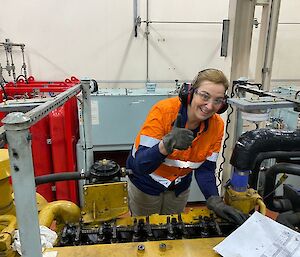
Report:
131,97,224,188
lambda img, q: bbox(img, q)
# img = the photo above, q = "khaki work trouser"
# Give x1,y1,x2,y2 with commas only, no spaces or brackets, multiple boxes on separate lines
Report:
127,179,190,216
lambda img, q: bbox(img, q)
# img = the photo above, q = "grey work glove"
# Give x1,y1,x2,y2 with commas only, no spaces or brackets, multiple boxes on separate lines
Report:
162,113,194,155
206,196,249,225
276,211,300,231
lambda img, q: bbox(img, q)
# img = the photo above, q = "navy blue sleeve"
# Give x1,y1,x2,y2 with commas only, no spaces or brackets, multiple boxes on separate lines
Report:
194,160,219,200
126,144,166,175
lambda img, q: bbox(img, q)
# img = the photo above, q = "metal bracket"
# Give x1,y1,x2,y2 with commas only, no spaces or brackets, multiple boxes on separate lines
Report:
221,19,230,57
133,0,141,37
1,80,91,257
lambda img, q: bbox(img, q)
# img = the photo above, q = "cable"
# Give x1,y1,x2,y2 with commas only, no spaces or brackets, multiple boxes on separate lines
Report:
263,173,288,200
216,82,239,187
217,104,234,186
216,81,263,186
0,82,8,100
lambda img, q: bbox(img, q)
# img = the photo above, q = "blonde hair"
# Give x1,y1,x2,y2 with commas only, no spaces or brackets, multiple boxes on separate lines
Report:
192,69,229,91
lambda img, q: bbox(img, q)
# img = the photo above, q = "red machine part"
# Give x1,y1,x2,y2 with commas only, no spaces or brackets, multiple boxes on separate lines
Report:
49,100,79,203
31,116,55,202
0,76,80,204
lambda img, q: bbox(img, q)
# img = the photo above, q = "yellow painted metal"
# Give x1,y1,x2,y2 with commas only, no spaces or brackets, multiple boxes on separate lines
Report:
0,249,18,257
256,198,266,215
0,150,14,216
11,192,49,214
82,182,128,223
0,150,10,181
115,208,212,226
0,215,16,254
225,187,266,214
46,237,224,257
39,200,81,228
35,193,48,212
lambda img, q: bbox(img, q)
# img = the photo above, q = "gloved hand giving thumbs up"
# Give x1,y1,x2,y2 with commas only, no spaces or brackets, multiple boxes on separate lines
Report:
162,113,194,155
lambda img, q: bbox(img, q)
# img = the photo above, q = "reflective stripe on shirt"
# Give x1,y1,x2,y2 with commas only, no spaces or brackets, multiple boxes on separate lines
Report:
206,152,219,162
140,135,160,147
149,173,187,188
132,143,137,157
149,173,172,188
174,175,187,185
163,158,203,169
132,135,161,158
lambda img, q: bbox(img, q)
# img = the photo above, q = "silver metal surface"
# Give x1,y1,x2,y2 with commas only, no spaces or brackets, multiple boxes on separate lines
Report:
81,80,94,174
4,122,42,257
77,80,94,207
0,97,52,112
25,83,81,127
234,84,300,104
221,19,230,57
261,0,281,90
255,3,269,83
228,97,294,111
256,0,269,6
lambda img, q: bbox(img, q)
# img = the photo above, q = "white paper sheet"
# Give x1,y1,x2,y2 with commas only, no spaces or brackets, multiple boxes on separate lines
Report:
214,211,300,257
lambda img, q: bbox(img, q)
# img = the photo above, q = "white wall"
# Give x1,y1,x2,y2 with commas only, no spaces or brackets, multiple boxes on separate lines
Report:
0,0,229,87
0,1,299,87
249,0,300,87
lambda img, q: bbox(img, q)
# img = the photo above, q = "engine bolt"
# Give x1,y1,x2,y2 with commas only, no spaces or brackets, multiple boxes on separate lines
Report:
137,244,145,252
159,242,166,251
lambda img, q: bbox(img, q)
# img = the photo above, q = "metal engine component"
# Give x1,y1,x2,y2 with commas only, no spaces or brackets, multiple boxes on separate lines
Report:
38,200,81,228
81,182,129,223
89,159,121,183
0,215,17,257
58,209,237,246
224,187,266,215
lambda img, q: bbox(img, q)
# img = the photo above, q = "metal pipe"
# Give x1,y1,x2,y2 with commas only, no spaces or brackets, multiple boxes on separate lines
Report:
38,201,81,228
72,78,300,84
250,151,300,189
261,0,281,90
143,21,222,24
264,163,300,211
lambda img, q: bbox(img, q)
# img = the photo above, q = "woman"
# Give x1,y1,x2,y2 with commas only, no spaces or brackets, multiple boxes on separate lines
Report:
126,68,229,216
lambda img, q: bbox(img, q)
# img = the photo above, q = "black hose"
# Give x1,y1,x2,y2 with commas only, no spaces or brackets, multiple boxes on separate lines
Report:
230,129,300,170
35,172,86,185
249,151,300,189
263,163,300,211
